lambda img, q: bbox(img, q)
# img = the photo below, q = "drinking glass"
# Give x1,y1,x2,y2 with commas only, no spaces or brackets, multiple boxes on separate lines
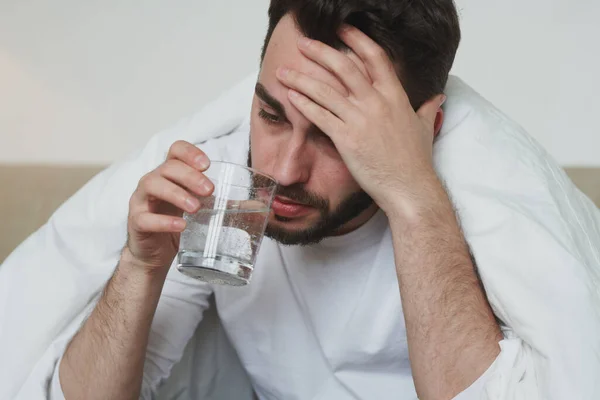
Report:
177,161,277,286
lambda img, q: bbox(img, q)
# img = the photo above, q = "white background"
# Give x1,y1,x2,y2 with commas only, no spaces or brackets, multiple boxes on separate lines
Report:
1,0,598,166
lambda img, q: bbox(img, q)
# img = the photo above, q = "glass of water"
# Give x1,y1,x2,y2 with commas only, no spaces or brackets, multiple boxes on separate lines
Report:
177,161,277,286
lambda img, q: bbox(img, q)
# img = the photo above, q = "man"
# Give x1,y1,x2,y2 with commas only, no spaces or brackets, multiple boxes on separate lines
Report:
48,1,593,399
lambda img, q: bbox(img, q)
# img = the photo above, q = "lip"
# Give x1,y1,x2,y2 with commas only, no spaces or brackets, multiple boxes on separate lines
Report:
271,196,312,218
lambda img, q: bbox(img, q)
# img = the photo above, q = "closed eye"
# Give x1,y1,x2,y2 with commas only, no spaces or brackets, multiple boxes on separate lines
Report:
258,108,283,125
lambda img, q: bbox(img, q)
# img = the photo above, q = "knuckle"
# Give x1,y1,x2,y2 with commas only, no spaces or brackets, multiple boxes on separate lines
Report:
168,140,184,155
172,140,187,150
339,59,356,77
138,172,152,188
160,159,177,175
369,45,387,61
170,140,200,162
155,183,172,202
316,83,333,100
130,213,144,231
187,169,203,187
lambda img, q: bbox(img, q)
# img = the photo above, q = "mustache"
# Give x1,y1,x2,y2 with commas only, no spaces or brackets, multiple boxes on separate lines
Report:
248,149,328,210
275,184,328,210
252,173,328,210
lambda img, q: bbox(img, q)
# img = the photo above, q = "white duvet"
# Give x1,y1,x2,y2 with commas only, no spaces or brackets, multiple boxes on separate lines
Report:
1,73,599,399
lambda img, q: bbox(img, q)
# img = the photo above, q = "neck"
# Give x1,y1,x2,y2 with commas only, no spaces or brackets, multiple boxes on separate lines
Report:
332,204,380,236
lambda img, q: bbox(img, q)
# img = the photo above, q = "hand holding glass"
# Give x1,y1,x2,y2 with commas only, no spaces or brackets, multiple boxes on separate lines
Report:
177,161,277,286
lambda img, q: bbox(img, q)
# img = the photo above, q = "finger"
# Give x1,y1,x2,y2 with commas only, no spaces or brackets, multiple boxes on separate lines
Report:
338,26,404,93
297,37,374,98
160,159,214,198
276,67,357,122
288,89,345,143
417,94,446,131
136,173,202,214
347,51,373,84
130,212,186,233
167,140,211,171
226,199,270,211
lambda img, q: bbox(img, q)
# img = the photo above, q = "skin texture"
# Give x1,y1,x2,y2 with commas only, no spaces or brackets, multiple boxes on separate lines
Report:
59,14,501,400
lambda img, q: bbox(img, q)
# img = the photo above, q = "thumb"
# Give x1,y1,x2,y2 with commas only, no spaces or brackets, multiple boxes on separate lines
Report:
417,94,446,130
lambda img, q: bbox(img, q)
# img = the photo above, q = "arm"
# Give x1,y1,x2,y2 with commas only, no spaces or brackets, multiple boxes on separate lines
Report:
59,250,167,399
58,141,215,399
387,177,501,399
273,26,502,400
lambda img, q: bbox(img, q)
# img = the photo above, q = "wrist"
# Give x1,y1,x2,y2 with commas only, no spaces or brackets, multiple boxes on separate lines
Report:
119,247,171,283
381,173,450,226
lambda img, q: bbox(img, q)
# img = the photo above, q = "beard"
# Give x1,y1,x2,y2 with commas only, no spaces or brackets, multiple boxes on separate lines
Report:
248,149,374,246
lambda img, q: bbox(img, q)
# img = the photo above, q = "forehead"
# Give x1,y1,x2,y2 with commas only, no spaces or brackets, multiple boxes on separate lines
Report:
259,14,347,102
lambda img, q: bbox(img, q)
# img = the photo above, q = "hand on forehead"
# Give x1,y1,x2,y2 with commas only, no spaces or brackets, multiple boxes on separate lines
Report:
260,15,372,99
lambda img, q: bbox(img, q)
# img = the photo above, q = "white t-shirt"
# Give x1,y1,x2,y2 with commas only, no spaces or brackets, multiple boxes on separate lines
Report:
52,129,496,399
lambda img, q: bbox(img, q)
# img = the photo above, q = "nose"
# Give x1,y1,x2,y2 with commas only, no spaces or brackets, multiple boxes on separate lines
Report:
271,134,311,187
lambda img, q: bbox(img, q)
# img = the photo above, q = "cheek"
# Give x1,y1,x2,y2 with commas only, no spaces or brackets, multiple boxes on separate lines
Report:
314,160,361,202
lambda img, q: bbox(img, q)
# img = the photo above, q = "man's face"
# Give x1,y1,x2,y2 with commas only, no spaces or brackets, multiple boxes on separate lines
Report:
249,15,375,245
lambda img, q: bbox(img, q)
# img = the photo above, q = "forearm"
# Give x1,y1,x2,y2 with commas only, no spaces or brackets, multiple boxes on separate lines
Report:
59,249,168,400
388,177,502,400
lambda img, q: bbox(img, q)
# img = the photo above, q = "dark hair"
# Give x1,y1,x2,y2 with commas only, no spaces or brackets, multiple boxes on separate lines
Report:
261,0,461,109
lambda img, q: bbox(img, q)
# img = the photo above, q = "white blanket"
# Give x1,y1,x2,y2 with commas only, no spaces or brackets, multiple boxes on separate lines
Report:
1,73,599,399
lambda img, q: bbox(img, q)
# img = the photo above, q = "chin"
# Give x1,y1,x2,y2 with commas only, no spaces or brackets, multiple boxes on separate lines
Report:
263,214,332,246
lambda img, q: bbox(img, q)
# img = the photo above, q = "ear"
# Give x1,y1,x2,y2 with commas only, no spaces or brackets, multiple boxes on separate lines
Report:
433,108,444,138
417,94,446,137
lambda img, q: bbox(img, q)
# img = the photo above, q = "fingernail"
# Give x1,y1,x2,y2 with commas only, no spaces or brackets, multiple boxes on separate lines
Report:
186,197,200,211
298,37,312,49
277,67,289,78
202,181,213,193
173,219,186,230
194,155,210,170
288,90,300,99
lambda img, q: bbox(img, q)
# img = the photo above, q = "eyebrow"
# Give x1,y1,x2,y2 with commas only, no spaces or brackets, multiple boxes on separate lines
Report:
255,82,288,121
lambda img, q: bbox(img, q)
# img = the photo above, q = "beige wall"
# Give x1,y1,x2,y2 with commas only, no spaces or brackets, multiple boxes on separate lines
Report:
0,0,599,166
